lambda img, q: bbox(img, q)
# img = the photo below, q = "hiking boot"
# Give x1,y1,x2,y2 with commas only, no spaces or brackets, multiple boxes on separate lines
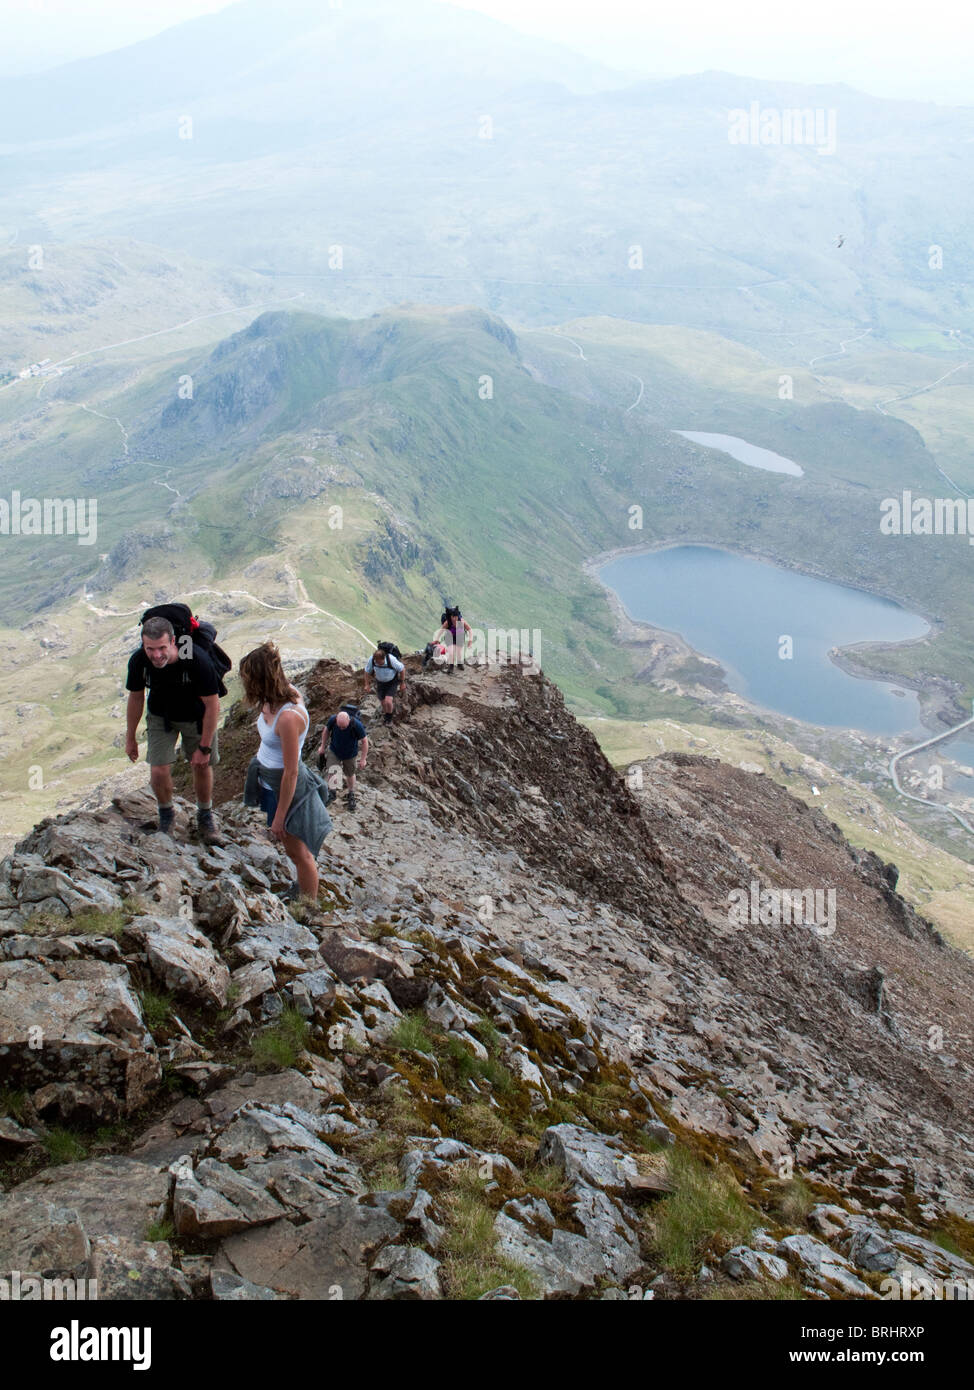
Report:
383,711,393,725
276,881,300,903
456,663,465,672
196,810,224,847
158,806,175,835
347,790,357,813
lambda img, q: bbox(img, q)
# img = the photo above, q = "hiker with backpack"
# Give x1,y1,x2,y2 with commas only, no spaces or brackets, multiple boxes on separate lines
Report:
364,643,405,724
240,642,331,902
124,603,230,845
317,705,369,813
434,603,472,673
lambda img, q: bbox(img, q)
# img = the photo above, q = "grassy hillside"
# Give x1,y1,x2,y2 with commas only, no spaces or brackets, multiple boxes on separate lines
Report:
3,302,974,861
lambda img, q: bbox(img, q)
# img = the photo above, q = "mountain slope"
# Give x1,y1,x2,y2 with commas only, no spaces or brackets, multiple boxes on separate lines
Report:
1,656,972,1302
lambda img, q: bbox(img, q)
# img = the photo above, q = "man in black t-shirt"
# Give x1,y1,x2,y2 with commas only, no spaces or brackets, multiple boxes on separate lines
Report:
125,616,223,842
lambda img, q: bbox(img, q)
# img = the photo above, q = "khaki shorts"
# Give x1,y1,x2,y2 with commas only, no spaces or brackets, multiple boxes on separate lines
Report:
325,748,357,783
145,712,220,767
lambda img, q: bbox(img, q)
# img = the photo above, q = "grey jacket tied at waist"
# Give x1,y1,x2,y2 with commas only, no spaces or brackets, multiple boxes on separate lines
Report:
244,756,333,858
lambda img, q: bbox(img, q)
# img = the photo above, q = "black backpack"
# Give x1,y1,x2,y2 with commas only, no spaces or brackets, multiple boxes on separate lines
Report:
139,602,232,696
339,702,361,720
376,641,402,661
441,604,462,625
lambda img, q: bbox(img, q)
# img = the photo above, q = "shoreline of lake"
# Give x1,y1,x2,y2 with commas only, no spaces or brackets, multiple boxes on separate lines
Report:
584,538,967,735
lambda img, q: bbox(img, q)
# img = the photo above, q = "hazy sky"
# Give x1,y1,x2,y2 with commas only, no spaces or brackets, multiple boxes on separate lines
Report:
4,0,974,103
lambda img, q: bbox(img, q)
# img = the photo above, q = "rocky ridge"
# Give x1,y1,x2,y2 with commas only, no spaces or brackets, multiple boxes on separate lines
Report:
1,657,973,1299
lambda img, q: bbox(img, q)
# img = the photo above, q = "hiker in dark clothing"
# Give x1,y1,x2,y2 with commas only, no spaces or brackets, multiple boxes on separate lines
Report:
318,708,369,813
434,604,472,673
364,647,405,723
125,615,223,843
240,642,331,901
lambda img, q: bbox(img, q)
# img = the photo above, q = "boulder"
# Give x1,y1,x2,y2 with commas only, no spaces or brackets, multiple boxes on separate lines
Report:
11,1157,171,1243
126,915,230,1009
723,1246,791,1282
87,1235,191,1300
215,1196,401,1299
841,1222,974,1284
0,1116,40,1150
233,912,320,972
537,1123,642,1195
777,1233,874,1297
0,957,160,1115
173,1158,285,1238
32,1081,113,1126
399,1138,520,1189
369,1244,442,1299
0,1193,90,1278
211,1269,290,1301
493,1195,608,1297
229,960,276,1009
570,1182,643,1284
319,934,413,986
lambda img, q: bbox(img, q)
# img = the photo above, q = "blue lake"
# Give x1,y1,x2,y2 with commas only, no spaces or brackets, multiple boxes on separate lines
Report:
599,545,931,735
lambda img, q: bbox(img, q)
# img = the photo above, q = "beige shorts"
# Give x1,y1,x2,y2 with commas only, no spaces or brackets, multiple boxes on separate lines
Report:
325,748,357,782
145,712,220,767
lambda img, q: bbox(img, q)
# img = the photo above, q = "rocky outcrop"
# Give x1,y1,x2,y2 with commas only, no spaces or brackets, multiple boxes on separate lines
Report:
1,658,973,1299
0,957,159,1115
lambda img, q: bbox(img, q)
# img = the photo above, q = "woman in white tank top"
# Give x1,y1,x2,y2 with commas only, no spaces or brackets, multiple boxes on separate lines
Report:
239,642,317,901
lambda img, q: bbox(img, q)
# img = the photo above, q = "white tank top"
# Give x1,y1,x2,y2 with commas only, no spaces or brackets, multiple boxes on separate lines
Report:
256,700,309,772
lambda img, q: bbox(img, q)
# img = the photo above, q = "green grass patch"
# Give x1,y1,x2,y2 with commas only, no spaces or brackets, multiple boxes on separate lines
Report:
520,1161,569,1195
930,1228,964,1258
450,1102,520,1155
772,1175,816,1227
0,1087,29,1123
367,1160,404,1192
22,906,127,938
250,1006,309,1071
42,1128,88,1165
438,1166,540,1301
649,1145,758,1279
139,989,174,1031
145,1218,175,1244
472,1017,504,1056
390,1011,434,1054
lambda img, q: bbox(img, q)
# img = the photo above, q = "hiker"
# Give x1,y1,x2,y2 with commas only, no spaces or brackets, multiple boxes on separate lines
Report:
434,603,472,672
364,644,405,723
318,706,369,813
421,641,447,671
239,642,331,902
125,612,225,844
